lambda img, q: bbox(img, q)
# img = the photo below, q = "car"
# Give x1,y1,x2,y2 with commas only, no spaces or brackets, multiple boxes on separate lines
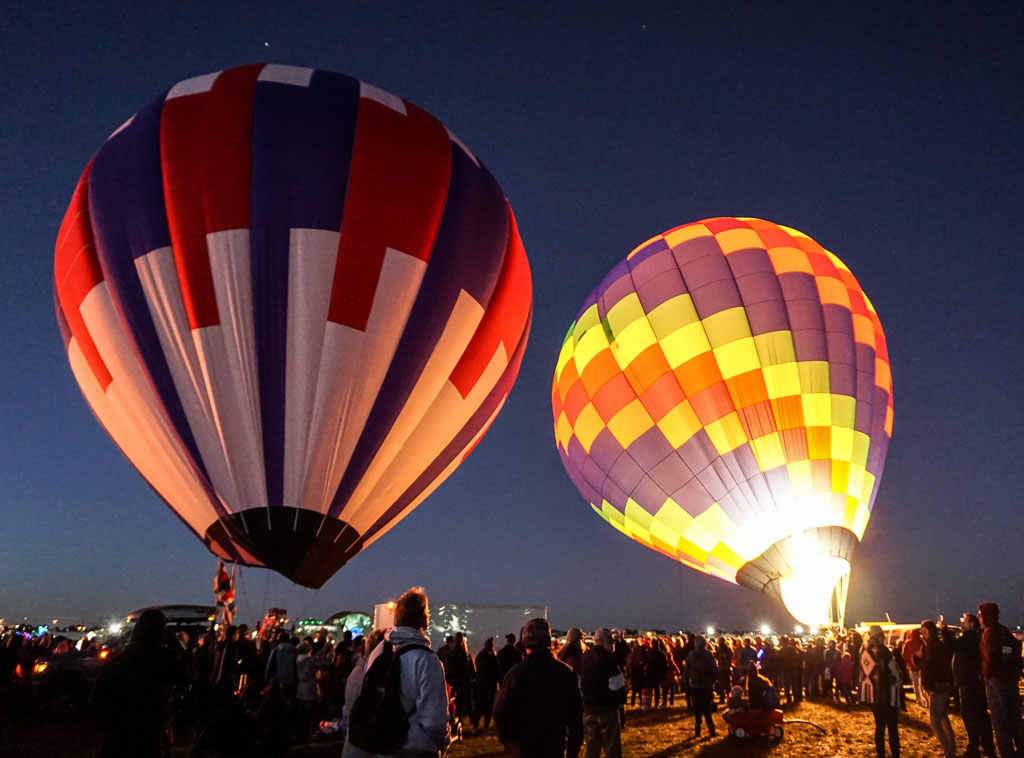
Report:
30,648,110,715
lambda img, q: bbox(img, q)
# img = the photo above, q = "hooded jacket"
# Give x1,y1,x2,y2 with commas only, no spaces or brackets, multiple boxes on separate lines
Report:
364,626,450,754
979,602,1023,682
685,637,717,689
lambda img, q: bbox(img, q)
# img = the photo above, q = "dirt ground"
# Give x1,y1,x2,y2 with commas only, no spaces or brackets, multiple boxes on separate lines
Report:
1,696,973,757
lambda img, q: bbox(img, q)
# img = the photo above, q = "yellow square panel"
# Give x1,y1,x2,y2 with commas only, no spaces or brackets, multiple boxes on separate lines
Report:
751,432,786,471
846,463,865,500
852,431,871,467
884,405,893,436
573,303,601,338
599,500,625,528
852,502,870,539
859,471,877,504
607,398,655,449
695,502,737,539
649,513,681,550
665,224,712,247
798,361,831,393
831,459,850,495
702,307,752,348
753,330,796,366
831,425,854,461
605,292,647,337
660,321,712,368
572,403,605,453
787,460,814,496
713,336,761,379
656,400,702,449
610,316,658,366
647,293,699,340
831,394,856,428
625,499,653,531
704,412,747,455
554,411,573,451
710,541,746,570
555,335,576,378
675,535,708,564
682,519,719,552
654,499,695,535
842,496,858,532
762,362,801,398
801,393,831,426
716,228,764,254
573,325,611,373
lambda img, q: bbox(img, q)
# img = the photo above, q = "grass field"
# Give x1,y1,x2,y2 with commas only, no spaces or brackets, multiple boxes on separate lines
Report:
1,696,972,757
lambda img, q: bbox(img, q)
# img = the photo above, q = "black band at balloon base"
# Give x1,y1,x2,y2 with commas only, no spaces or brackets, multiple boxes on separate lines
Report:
203,507,363,589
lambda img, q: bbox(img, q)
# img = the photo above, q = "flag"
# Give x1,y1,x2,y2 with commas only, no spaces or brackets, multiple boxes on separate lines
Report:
214,559,236,624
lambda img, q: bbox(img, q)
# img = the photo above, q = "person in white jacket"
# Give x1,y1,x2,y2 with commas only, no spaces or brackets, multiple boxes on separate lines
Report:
361,587,451,758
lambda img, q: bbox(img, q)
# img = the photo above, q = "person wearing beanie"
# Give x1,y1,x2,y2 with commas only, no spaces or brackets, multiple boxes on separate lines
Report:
978,602,1023,758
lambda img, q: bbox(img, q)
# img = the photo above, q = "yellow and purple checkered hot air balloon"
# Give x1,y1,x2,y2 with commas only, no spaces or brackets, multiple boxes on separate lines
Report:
551,217,892,625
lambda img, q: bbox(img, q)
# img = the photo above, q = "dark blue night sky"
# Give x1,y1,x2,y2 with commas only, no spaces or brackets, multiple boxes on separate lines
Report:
2,2,1022,632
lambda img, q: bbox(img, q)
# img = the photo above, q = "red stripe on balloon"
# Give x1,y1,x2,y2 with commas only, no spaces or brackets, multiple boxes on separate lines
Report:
449,204,532,398
54,164,112,390
161,65,260,329
328,99,451,330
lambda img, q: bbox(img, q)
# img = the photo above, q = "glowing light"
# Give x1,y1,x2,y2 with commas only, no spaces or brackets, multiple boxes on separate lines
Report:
33,662,48,675
108,623,122,635
778,548,851,625
760,625,771,636
387,601,396,610
794,625,804,635
706,626,716,637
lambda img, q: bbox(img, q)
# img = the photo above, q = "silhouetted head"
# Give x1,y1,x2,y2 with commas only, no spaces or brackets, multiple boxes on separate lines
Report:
131,609,167,648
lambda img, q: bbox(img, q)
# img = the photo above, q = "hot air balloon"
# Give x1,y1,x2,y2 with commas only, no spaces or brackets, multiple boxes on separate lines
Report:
551,218,891,626
54,64,532,588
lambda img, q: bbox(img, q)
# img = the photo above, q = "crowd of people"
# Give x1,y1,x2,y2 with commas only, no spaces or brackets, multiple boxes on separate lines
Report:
1,592,1022,758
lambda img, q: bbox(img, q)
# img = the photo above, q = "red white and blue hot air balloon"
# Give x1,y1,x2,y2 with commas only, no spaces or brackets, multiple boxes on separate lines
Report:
54,64,532,587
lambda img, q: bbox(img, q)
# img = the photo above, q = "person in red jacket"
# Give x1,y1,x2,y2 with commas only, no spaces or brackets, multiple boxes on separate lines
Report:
978,602,1023,758
902,628,928,708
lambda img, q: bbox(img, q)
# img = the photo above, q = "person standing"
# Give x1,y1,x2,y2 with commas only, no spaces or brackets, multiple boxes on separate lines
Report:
979,602,1024,758
497,633,523,677
860,625,901,758
363,587,451,758
914,619,956,758
90,609,188,758
494,618,583,758
473,637,502,731
902,628,928,708
685,635,718,738
952,613,996,758
444,632,475,728
577,627,626,758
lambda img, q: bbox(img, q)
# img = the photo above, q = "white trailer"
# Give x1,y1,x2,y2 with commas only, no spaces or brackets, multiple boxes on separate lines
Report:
373,601,547,655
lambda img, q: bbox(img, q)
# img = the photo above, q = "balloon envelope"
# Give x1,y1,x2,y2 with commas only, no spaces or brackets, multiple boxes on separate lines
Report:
551,218,891,624
55,64,531,587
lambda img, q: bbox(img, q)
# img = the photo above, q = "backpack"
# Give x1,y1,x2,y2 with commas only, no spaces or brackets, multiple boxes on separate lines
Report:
348,641,430,754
